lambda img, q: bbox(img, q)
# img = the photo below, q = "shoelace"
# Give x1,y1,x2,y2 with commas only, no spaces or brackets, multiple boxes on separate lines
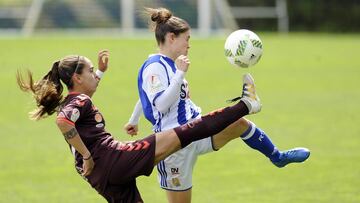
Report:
227,96,242,103
226,84,249,103
281,150,298,159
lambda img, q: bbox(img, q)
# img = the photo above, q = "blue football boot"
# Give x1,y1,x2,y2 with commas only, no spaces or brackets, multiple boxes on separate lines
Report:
272,147,310,168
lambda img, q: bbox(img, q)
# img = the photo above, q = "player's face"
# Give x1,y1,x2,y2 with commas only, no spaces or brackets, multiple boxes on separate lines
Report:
173,30,190,56
74,57,99,96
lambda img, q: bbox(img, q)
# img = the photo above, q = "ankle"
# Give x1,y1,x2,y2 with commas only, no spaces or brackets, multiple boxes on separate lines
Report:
270,149,281,162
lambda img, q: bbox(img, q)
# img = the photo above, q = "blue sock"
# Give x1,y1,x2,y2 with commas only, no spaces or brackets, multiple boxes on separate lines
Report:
240,122,281,162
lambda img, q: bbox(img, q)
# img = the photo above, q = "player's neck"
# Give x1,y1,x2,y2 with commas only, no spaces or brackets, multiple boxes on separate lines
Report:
159,49,176,61
70,87,93,98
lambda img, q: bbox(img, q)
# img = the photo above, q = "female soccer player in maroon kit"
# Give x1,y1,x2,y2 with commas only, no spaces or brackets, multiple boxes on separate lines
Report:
16,50,262,202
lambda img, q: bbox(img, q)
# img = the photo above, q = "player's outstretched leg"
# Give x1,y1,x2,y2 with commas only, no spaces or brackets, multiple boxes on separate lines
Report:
240,122,310,168
175,74,261,149
235,74,310,167
155,74,262,164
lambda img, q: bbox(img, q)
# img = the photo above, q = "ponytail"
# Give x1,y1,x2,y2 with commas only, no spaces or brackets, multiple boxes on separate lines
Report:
146,7,172,24
145,7,190,45
17,61,64,120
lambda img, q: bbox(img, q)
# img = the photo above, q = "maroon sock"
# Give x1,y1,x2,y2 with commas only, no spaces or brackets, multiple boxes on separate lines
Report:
174,101,249,148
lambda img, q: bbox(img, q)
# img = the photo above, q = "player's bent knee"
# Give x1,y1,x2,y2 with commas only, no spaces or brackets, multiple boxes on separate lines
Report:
237,117,250,127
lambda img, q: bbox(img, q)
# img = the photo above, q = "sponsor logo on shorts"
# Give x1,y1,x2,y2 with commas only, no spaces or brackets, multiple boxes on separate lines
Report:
171,168,179,175
172,178,181,187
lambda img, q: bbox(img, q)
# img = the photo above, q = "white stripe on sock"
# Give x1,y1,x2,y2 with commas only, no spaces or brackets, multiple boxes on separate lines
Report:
241,122,256,140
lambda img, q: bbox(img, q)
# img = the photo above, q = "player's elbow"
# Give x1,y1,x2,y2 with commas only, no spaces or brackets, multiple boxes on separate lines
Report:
153,99,169,114
154,102,169,114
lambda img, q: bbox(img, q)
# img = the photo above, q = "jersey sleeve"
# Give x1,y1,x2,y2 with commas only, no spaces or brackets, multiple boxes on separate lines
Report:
57,95,92,125
141,62,169,104
128,99,143,125
153,70,185,113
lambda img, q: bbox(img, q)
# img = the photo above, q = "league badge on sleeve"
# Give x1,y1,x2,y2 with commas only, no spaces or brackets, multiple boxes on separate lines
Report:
149,74,164,94
70,108,80,122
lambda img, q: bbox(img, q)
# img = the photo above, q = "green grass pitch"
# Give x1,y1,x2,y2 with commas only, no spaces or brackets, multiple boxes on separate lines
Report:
0,33,359,203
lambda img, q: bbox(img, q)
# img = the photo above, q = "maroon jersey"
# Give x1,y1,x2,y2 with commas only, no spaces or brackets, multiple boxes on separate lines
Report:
57,92,156,203
57,93,109,147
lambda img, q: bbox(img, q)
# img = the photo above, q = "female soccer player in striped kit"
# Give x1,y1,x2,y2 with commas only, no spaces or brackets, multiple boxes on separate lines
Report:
124,7,310,203
17,50,263,202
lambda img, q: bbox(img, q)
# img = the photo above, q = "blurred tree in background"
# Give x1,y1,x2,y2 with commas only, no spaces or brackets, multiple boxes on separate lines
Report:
0,0,359,32
288,0,360,32
229,0,360,32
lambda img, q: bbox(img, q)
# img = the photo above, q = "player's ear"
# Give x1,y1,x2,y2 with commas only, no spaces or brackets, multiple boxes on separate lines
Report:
167,32,176,43
72,73,82,84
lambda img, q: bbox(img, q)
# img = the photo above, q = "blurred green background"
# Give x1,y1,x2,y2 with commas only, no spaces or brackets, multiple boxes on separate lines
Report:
0,0,359,202
0,0,359,32
0,33,359,202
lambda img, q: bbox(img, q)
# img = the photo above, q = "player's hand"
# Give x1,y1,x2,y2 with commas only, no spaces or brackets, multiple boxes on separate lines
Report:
98,50,109,72
82,157,94,177
124,123,139,136
175,55,190,72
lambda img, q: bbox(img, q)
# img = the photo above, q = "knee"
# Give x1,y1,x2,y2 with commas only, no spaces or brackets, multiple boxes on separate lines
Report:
236,118,250,129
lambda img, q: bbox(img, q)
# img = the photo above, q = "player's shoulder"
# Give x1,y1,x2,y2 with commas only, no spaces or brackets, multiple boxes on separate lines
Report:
66,93,92,108
147,54,162,62
144,54,168,67
142,58,166,74
75,93,91,101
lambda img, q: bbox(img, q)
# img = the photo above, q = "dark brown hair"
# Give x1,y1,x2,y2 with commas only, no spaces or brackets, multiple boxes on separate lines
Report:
145,7,190,45
17,55,86,120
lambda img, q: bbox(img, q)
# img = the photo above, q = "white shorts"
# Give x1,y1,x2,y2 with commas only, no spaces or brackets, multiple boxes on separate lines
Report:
156,136,215,191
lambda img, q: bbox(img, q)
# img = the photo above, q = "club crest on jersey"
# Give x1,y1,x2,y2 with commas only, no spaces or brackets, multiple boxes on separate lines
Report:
149,74,164,94
70,108,80,122
94,113,103,122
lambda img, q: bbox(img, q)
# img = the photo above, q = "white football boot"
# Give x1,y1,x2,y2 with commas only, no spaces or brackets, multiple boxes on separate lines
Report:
240,73,261,114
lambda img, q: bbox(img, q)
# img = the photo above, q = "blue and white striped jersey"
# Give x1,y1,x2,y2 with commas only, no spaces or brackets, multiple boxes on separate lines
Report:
138,54,201,132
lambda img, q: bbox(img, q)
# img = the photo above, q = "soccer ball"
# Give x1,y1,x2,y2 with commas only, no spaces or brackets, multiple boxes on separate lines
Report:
224,29,263,68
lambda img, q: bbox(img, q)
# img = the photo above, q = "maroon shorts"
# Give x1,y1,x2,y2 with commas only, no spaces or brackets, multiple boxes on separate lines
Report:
94,134,156,203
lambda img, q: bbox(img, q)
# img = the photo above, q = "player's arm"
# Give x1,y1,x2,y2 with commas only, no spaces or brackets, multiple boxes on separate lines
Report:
153,70,185,113
124,99,143,136
153,55,189,113
143,56,189,113
95,49,109,80
56,118,94,176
